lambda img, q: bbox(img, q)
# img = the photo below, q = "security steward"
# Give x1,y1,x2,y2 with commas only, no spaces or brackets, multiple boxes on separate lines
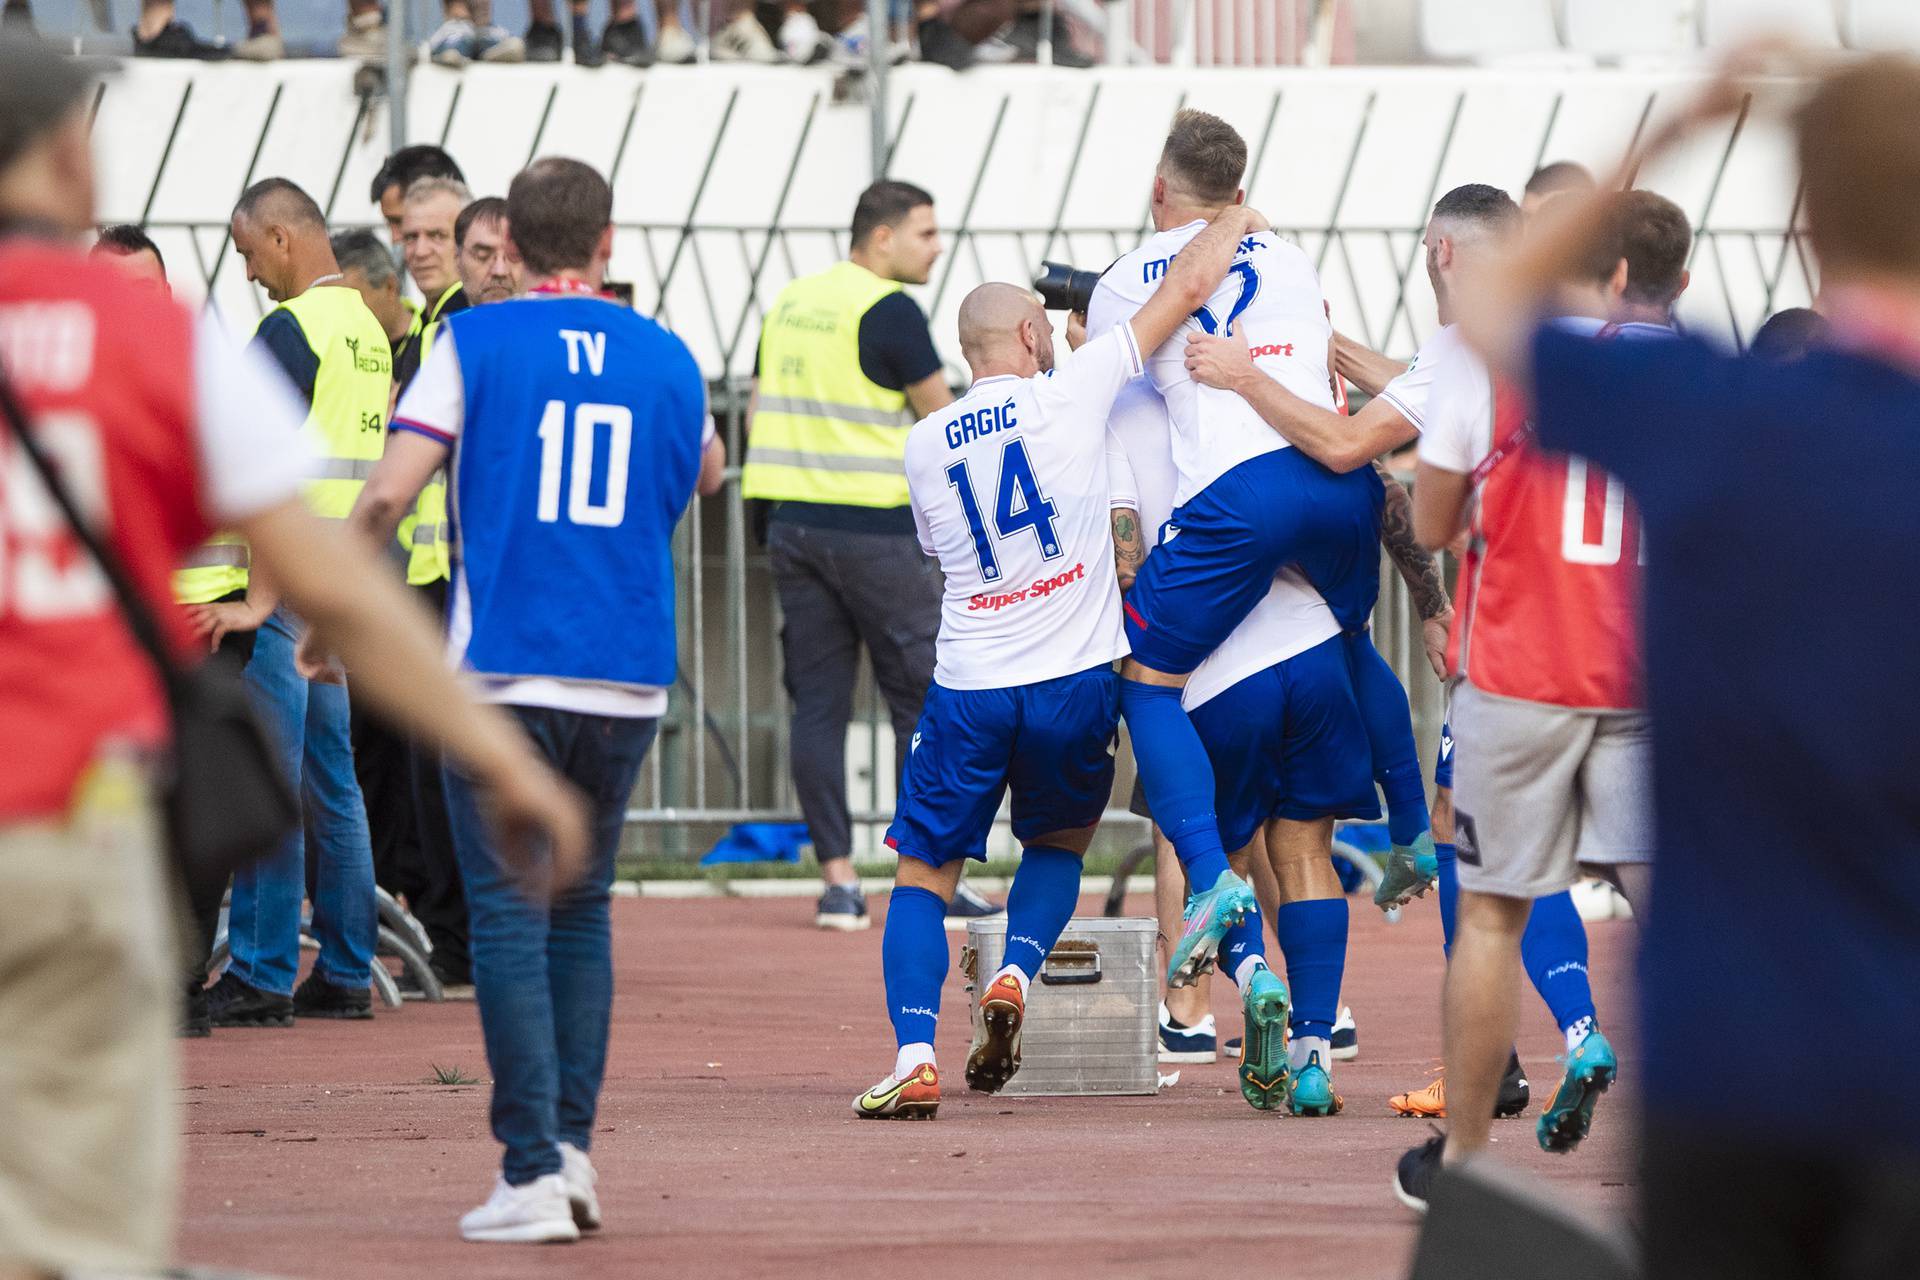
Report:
744,179,1000,932
204,177,393,1027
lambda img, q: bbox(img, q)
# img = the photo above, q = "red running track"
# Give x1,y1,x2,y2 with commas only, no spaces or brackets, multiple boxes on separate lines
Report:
180,893,1638,1280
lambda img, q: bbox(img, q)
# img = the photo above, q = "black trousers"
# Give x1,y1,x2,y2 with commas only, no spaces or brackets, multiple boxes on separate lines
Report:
347,578,469,979
1642,1119,1920,1280
768,519,941,864
181,593,256,988
406,580,468,977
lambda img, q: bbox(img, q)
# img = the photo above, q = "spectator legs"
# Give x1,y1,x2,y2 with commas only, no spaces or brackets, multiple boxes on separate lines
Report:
548,715,656,1153
302,672,378,991
228,611,311,998
835,532,940,794
769,521,864,886
445,707,655,1183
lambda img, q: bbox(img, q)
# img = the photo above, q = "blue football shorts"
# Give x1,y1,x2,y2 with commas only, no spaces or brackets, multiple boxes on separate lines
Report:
1122,449,1385,676
1187,633,1381,852
885,663,1120,867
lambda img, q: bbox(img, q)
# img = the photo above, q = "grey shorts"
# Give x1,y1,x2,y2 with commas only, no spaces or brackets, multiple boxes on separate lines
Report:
1449,680,1653,899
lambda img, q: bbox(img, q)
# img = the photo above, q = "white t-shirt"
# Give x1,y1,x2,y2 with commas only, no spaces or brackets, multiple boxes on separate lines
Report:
1103,370,1338,712
906,324,1143,690
395,329,718,719
192,314,313,521
1090,222,1335,506
1414,318,1613,476
1376,322,1472,436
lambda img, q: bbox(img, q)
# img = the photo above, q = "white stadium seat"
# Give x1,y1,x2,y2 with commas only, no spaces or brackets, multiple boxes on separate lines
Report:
1418,0,1562,61
1562,0,1698,60
1700,0,1842,49
1840,0,1920,49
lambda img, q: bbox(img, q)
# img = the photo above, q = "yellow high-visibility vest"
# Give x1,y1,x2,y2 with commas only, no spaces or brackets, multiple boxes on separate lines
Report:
741,260,918,509
173,284,391,603
397,284,462,585
279,284,393,518
172,534,249,605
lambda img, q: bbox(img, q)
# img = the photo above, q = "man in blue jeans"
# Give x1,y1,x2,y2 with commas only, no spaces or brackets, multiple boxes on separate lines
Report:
349,155,724,1243
206,178,394,1026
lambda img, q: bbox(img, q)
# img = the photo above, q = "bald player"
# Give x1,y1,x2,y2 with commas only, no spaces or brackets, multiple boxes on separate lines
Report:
853,207,1263,1121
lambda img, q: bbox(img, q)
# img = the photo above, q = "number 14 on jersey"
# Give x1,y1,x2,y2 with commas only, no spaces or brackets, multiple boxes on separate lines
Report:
944,438,1061,584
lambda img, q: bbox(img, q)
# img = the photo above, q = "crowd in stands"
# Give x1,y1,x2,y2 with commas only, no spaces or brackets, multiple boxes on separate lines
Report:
1,0,1098,69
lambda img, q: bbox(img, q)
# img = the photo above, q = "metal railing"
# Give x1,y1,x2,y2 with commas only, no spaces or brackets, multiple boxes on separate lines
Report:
113,54,1810,861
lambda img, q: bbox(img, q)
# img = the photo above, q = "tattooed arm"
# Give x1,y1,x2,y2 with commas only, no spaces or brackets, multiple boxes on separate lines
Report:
1376,461,1454,678
1112,507,1145,594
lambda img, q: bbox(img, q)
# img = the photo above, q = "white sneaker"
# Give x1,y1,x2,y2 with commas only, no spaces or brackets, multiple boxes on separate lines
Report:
778,8,827,62
557,1141,602,1232
459,1173,581,1244
712,11,780,62
654,22,696,63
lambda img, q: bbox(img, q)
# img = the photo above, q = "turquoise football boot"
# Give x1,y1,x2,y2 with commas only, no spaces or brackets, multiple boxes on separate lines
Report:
1237,966,1291,1111
1374,829,1440,911
1288,1049,1342,1116
1537,1028,1618,1153
1165,869,1257,988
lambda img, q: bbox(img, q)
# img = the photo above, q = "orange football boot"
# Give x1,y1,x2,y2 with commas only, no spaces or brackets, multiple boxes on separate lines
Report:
852,1063,941,1120
965,972,1025,1094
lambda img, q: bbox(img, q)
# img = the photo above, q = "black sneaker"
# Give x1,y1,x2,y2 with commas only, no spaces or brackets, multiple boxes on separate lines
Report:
524,21,563,61
206,971,294,1028
944,881,1004,931
815,882,870,932
1497,1049,1531,1118
915,18,975,70
1004,11,1092,67
1394,1130,1445,1212
133,19,229,58
292,972,374,1020
600,17,653,66
180,981,212,1039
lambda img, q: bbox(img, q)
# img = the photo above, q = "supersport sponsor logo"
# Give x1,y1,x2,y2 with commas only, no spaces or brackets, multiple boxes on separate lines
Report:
967,561,1086,612
1248,342,1295,359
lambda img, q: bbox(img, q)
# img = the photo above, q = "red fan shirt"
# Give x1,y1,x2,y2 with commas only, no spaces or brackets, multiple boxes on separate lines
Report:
1417,318,1644,711
0,238,308,819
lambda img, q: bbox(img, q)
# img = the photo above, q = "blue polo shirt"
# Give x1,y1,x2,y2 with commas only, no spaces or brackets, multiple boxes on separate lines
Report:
1530,322,1920,1155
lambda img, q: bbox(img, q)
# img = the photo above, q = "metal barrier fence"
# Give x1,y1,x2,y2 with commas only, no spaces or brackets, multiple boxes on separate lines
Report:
114,53,1812,859
142,211,1812,858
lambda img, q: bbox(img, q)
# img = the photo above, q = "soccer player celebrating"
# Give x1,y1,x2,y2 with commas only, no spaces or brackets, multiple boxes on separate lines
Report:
1187,185,1625,1126
852,205,1263,1121
1104,359,1380,1115
1091,110,1430,994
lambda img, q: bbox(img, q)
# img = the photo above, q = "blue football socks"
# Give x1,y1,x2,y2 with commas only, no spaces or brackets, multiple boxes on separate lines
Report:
1347,633,1431,846
882,884,949,1048
1437,840,1459,953
1001,846,1083,981
1436,840,1597,1037
1118,677,1231,889
1219,903,1267,985
1521,888,1597,1038
1274,897,1348,1043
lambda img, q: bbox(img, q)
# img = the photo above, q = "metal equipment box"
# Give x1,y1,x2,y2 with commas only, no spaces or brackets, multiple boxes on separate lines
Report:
960,916,1158,1097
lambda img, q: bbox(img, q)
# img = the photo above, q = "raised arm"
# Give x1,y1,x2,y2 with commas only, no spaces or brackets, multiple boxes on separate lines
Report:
1125,206,1266,357
1184,330,1418,473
